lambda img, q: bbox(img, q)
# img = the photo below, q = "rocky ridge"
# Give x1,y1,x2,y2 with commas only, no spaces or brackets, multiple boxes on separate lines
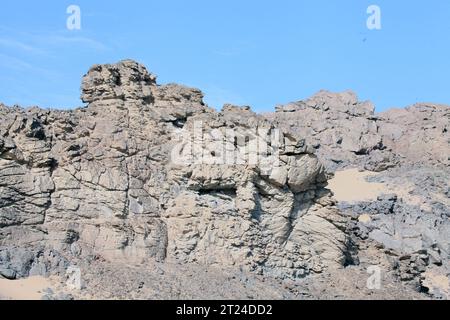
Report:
0,60,350,283
0,60,449,299
270,92,449,298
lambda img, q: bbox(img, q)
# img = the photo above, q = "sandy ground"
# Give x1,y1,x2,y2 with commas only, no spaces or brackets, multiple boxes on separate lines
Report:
329,168,449,212
0,276,55,300
327,168,388,202
422,267,450,299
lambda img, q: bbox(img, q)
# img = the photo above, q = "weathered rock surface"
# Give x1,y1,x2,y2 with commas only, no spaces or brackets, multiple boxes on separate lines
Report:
342,166,450,295
268,90,449,172
267,90,391,173
378,104,449,167
268,91,449,299
0,60,350,283
1,60,448,300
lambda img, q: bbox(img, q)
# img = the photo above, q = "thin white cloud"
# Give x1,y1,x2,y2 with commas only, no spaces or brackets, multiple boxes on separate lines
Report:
0,38,47,55
0,53,34,70
0,53,59,78
0,24,109,53
36,34,109,51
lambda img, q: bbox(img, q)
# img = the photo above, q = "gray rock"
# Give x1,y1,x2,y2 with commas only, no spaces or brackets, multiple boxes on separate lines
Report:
43,287,54,295
0,267,16,280
1,59,448,300
0,60,350,281
266,91,449,172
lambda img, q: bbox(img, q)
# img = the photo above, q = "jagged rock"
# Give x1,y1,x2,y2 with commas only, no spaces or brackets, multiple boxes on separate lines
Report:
0,267,16,280
0,60,349,281
267,90,449,299
81,60,156,103
0,60,448,300
339,166,450,296
268,91,449,173
267,90,390,172
378,104,450,167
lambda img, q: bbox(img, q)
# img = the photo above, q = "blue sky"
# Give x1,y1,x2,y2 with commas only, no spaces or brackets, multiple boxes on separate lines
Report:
0,0,449,112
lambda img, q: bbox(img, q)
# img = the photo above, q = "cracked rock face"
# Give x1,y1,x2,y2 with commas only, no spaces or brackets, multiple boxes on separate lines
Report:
0,60,350,279
1,60,448,299
268,90,450,172
268,92,449,298
378,104,449,167
267,90,389,173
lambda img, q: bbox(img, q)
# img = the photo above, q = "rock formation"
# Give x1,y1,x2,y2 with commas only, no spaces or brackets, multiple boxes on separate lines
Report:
269,91,449,298
269,90,449,172
0,60,448,299
0,60,350,282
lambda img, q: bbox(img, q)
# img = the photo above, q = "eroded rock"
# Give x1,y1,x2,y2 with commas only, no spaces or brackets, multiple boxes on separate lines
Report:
0,61,350,281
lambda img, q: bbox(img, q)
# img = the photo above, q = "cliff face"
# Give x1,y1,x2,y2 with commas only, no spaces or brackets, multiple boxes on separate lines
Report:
0,60,448,299
269,90,449,172
0,60,349,280
270,91,449,298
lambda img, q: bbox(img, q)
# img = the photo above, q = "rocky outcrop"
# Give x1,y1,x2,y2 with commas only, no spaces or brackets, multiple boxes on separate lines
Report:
378,104,449,167
1,60,448,300
267,90,393,172
267,90,449,298
0,60,350,280
341,166,450,296
269,90,449,172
